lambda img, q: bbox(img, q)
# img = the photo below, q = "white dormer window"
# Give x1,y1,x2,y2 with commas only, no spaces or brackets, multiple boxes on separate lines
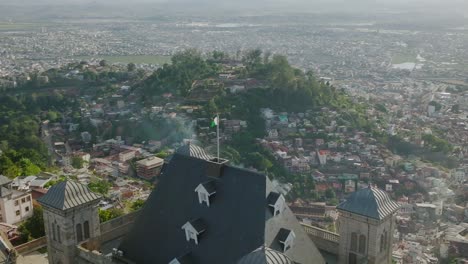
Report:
169,259,181,264
267,192,286,216
278,229,296,252
181,219,206,245
195,181,216,206
169,253,191,264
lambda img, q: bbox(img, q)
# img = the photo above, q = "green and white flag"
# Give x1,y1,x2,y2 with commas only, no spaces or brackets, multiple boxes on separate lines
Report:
211,116,219,127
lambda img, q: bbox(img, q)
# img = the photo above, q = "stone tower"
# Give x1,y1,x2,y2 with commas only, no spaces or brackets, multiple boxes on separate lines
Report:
336,186,400,264
38,180,101,264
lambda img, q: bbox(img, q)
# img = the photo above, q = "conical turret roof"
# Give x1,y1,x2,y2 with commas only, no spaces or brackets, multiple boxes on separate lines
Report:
38,180,101,210
337,186,400,220
237,247,294,264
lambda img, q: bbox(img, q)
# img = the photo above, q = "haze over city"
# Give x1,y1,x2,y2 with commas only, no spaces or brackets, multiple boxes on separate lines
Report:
0,0,467,263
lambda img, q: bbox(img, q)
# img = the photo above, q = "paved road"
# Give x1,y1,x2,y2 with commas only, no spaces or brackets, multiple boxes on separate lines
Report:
41,123,57,166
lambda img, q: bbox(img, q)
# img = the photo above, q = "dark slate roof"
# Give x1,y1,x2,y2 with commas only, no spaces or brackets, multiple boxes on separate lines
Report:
190,219,207,233
37,180,101,210
118,154,324,264
237,247,294,264
176,253,194,264
176,143,213,161
200,180,216,195
337,186,400,220
0,175,12,186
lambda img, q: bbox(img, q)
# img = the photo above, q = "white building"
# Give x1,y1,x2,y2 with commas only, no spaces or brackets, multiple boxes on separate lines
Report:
0,175,33,225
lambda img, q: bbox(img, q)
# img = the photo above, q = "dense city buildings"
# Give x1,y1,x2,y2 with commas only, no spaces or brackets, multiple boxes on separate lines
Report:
136,156,164,180
0,2,467,264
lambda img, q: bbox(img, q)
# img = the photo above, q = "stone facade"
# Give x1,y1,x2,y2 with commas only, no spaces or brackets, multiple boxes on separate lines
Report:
38,181,102,264
43,201,101,264
338,209,396,264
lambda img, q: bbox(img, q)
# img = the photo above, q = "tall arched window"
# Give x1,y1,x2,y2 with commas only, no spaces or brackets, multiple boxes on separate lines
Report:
51,223,56,241
84,221,90,239
358,235,366,254
57,225,61,243
350,232,357,251
348,253,357,264
380,234,385,252
76,223,83,242
384,231,388,249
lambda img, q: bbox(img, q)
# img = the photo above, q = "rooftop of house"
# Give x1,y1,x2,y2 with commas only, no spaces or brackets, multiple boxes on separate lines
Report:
117,154,324,264
0,176,12,187
136,156,164,167
37,180,101,211
337,185,400,220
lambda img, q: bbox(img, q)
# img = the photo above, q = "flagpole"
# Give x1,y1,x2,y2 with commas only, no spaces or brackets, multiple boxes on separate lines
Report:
217,113,220,162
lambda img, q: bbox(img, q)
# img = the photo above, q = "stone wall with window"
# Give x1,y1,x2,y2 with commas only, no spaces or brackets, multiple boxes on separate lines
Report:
338,211,395,264
43,202,101,264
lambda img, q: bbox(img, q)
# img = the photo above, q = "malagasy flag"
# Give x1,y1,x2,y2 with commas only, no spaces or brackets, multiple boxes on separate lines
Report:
210,116,219,127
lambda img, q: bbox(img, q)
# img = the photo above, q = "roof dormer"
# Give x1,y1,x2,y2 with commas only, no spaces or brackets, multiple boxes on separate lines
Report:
169,259,181,264
194,181,216,206
277,228,296,252
267,192,286,216
181,219,206,245
169,253,192,264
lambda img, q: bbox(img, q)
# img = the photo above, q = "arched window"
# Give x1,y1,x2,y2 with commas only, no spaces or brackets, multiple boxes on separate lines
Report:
350,232,357,251
380,234,385,252
384,231,388,249
51,223,56,241
57,225,61,243
348,253,357,264
358,235,366,254
84,221,90,239
76,224,83,242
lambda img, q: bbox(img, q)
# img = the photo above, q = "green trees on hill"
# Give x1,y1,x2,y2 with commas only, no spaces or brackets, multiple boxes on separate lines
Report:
422,134,453,153
236,50,357,113
289,174,317,200
0,149,44,178
130,199,145,211
138,49,370,182
0,92,78,177
140,49,359,118
242,49,263,74
71,156,84,169
44,176,67,188
18,206,45,242
143,49,219,96
88,180,111,196
245,152,273,172
99,208,124,223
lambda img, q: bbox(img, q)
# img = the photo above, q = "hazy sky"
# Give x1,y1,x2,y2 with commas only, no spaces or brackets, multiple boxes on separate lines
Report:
1,0,467,18
2,0,466,5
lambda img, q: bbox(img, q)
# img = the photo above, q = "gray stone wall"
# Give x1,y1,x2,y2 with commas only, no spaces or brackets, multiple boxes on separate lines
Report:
338,211,394,264
43,202,101,264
